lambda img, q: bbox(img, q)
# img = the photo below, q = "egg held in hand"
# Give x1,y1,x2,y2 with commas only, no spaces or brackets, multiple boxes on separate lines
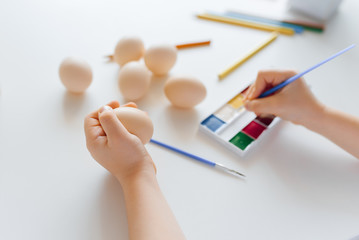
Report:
118,61,152,101
114,37,145,66
58,57,92,93
114,107,154,144
164,76,207,108
144,44,177,76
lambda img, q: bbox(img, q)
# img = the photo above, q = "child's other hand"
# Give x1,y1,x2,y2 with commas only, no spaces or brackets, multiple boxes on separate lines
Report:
84,100,156,186
244,70,324,126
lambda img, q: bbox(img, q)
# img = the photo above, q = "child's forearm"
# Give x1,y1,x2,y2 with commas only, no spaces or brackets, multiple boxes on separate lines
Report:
120,173,186,240
303,106,359,159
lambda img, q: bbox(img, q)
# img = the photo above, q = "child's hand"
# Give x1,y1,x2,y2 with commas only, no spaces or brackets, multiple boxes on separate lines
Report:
244,70,325,126
84,100,156,186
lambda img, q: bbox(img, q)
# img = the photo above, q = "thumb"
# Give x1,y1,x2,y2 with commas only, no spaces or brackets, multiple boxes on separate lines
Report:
98,106,130,142
244,97,281,116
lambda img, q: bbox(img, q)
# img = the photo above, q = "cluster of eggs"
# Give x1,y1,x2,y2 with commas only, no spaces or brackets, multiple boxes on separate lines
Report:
115,37,207,108
58,37,207,142
59,36,207,109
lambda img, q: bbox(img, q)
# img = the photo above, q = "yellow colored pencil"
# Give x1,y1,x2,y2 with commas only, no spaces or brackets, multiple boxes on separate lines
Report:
197,13,295,36
218,32,279,80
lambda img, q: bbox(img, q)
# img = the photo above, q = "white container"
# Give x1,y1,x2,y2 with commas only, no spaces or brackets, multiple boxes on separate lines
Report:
288,0,343,21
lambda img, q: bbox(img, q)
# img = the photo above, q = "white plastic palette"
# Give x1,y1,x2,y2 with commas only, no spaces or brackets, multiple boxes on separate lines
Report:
200,86,280,156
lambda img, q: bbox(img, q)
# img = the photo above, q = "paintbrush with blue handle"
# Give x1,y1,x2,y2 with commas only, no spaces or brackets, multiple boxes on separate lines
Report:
259,44,355,98
150,139,245,178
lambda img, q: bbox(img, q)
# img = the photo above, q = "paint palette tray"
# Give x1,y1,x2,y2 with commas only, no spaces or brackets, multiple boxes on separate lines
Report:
199,87,280,156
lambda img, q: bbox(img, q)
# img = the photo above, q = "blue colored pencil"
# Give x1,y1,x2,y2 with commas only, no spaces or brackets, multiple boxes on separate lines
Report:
259,44,356,98
150,139,246,178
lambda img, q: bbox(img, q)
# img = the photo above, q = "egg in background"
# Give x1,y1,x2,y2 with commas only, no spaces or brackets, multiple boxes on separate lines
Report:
58,57,93,93
113,37,145,66
118,61,152,101
144,45,177,76
164,76,207,108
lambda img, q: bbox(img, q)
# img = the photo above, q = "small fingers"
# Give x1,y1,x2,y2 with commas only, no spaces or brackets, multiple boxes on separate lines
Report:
243,84,255,101
244,96,281,116
246,70,297,100
122,102,138,108
84,113,103,144
98,106,130,143
106,100,120,109
84,100,121,139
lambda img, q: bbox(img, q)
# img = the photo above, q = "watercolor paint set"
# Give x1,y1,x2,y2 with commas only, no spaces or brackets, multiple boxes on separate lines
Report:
199,86,279,156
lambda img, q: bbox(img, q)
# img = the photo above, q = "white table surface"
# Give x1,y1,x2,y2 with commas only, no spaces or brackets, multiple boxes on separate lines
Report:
1,0,359,239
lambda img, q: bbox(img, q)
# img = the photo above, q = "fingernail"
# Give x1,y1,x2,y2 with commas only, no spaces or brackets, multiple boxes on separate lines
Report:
99,105,112,114
248,87,255,99
128,102,138,108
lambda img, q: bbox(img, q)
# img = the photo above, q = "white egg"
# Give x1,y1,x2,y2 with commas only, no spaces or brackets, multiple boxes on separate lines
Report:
114,37,145,66
59,57,92,93
144,44,177,76
114,107,154,144
164,76,207,108
118,61,152,101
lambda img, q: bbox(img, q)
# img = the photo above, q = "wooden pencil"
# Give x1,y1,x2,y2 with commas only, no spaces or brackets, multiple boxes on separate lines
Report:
218,32,278,80
197,13,295,36
176,40,211,49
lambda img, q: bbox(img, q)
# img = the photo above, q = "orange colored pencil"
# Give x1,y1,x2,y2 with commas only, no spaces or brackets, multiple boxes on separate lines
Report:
176,40,211,49
105,40,211,62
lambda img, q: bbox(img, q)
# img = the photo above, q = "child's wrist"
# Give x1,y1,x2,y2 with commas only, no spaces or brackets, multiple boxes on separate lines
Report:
300,102,327,131
116,164,157,189
120,172,158,196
